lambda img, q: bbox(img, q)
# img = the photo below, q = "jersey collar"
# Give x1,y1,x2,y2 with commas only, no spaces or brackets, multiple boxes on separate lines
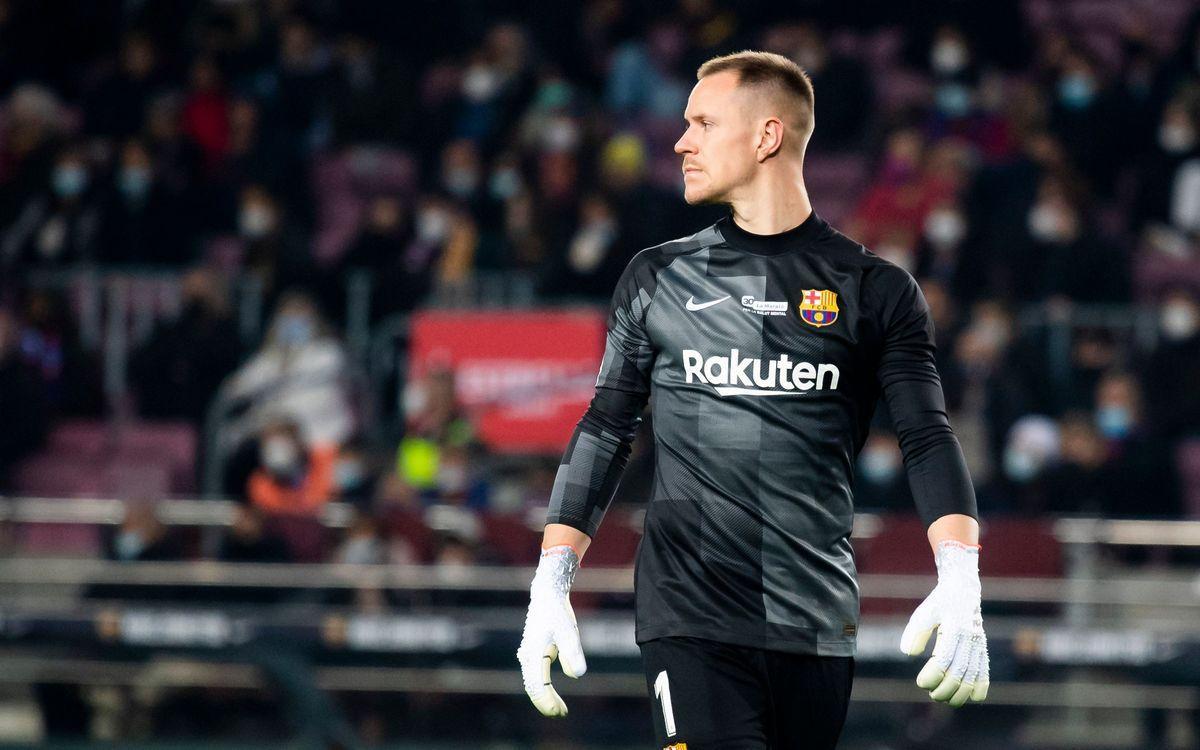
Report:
716,210,829,256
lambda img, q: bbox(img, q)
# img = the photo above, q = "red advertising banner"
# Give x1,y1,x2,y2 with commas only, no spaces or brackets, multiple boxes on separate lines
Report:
407,310,608,454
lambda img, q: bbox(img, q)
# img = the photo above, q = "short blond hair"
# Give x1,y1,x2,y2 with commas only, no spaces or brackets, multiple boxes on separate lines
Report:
696,50,815,145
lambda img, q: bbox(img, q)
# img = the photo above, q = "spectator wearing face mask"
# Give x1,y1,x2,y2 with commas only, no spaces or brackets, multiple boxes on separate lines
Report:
223,292,355,451
85,502,187,604
963,130,1071,302
1046,48,1122,197
237,184,314,305
1039,412,1120,515
952,300,1042,471
853,431,913,512
1090,372,1180,517
402,193,478,303
846,131,966,250
332,440,377,508
1,144,102,267
107,503,183,563
1022,175,1130,304
454,23,538,150
998,415,1060,514
96,138,189,265
916,202,969,284
922,25,1012,159
1141,288,1200,440
246,420,337,516
1132,93,1200,237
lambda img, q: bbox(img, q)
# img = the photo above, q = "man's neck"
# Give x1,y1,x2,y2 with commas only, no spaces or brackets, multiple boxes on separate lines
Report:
728,162,813,235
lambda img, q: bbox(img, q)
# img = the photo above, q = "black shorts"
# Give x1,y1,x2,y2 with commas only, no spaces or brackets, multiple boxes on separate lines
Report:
640,637,854,750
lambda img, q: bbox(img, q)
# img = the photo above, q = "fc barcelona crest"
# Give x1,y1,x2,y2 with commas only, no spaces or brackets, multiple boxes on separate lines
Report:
798,289,839,327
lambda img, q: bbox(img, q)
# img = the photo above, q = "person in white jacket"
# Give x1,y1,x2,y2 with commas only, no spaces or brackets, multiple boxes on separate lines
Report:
222,291,355,452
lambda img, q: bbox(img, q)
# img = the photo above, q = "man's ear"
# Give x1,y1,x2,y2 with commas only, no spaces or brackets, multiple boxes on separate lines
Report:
757,118,785,162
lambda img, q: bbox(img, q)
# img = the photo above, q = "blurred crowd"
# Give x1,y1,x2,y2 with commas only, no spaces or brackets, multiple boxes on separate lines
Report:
3,0,1200,556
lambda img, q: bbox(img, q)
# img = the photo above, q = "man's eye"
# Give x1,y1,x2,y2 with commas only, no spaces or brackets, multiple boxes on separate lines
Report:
702,121,713,129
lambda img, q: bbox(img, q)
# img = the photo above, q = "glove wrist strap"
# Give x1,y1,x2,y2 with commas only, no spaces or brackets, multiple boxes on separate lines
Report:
532,545,579,598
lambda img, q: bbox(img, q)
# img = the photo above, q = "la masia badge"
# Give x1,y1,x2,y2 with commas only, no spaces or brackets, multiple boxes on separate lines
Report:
798,289,839,328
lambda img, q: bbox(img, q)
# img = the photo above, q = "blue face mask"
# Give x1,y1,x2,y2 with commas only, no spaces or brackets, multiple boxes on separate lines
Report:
1096,406,1132,439
277,314,313,346
115,531,144,560
1004,448,1039,483
335,460,365,491
1058,74,1096,110
119,166,152,200
489,168,521,200
53,165,88,198
935,83,972,118
859,449,899,484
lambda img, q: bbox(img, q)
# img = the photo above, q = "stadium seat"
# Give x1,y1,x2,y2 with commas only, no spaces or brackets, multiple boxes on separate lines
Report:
479,512,542,565
14,420,197,496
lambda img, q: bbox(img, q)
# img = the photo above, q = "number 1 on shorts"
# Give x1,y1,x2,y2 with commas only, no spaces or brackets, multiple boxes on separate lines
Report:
654,669,677,737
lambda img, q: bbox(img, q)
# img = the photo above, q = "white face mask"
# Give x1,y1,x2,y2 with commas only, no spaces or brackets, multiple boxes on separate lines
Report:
1027,203,1072,243
416,208,450,244
1159,123,1197,154
1161,302,1200,341
462,64,502,102
924,208,967,249
1004,447,1041,482
240,205,276,239
262,437,300,474
859,447,900,483
541,117,580,153
931,41,968,75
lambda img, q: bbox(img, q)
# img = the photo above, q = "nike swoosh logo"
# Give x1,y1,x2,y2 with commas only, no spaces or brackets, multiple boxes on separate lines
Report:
685,295,731,311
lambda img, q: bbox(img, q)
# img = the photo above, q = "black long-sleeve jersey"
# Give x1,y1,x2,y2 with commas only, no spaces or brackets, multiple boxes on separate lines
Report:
547,211,977,656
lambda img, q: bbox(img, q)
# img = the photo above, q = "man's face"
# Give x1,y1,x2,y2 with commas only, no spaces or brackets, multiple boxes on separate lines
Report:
674,72,760,205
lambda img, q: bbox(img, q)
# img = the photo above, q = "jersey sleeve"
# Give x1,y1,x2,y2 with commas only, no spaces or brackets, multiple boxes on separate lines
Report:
874,266,979,527
546,250,660,537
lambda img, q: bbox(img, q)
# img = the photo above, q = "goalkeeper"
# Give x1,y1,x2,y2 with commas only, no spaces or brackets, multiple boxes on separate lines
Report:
519,50,987,749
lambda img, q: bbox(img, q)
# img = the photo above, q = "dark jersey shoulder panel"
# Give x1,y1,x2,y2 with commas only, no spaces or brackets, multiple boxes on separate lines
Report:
546,213,976,656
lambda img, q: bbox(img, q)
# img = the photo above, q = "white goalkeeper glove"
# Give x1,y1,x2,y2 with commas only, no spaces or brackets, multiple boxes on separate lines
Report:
517,545,587,716
900,539,990,707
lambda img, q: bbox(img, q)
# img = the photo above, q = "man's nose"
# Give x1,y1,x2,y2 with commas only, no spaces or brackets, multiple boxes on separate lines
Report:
674,134,693,155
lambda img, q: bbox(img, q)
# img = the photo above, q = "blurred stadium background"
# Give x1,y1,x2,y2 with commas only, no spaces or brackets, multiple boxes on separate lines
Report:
2,0,1200,747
